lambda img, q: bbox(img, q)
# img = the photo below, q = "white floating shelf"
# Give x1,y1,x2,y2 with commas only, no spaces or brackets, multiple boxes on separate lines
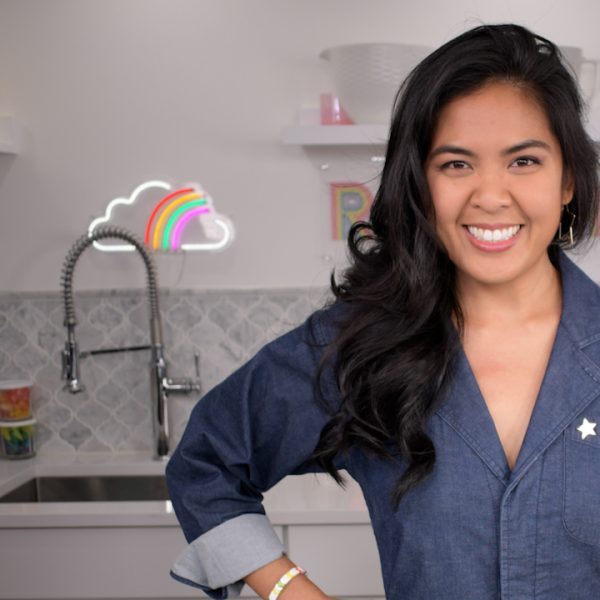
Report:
0,116,23,154
281,124,388,146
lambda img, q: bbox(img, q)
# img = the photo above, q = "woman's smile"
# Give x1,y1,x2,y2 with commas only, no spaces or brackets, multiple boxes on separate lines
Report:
464,224,522,251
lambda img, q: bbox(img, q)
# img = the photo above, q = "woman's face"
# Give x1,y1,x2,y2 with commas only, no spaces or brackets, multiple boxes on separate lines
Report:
425,81,573,291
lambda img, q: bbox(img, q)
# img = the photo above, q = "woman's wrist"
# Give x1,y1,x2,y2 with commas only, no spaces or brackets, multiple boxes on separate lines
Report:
268,565,305,599
244,556,329,600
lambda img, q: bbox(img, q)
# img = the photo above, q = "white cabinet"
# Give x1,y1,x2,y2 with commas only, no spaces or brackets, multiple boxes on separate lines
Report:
2,526,201,599
1,523,384,599
1,525,282,599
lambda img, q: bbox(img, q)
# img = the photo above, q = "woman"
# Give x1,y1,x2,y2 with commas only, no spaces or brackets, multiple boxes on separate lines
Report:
166,24,600,599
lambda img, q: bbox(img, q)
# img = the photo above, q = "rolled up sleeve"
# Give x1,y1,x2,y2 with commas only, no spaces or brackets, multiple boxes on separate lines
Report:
170,514,284,597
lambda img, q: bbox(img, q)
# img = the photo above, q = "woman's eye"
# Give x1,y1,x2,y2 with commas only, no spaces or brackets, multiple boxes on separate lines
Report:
441,160,470,170
512,156,540,168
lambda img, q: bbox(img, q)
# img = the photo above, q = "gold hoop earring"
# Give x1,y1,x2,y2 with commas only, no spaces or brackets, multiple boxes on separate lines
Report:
558,205,576,247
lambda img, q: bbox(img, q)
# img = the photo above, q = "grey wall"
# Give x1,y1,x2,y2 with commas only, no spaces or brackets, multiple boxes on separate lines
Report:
1,0,600,293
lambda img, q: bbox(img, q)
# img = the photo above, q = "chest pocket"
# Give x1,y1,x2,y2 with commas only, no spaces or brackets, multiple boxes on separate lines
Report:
563,413,600,546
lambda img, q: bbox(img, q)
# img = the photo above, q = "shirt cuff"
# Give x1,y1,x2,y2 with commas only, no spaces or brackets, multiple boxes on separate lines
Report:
170,513,285,598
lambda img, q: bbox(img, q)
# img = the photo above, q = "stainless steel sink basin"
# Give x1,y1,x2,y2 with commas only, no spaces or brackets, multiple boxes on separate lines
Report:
0,475,169,502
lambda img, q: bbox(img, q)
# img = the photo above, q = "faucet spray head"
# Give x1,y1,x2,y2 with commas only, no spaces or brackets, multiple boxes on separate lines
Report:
61,338,85,394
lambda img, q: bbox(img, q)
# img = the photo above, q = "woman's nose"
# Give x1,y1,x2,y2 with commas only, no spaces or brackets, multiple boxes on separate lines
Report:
469,172,511,211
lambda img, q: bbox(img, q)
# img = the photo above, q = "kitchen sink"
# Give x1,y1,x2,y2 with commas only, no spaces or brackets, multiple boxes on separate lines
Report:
0,475,169,502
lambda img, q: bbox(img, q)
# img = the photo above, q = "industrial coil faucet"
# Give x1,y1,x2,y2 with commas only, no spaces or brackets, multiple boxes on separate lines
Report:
60,225,200,460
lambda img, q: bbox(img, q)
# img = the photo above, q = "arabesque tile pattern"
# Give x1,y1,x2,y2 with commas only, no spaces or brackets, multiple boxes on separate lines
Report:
0,288,329,455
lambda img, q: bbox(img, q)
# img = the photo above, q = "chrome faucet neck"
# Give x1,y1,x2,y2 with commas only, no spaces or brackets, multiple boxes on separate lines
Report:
61,225,169,459
61,225,163,346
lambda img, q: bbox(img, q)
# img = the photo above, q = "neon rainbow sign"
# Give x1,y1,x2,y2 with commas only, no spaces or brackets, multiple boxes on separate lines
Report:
88,180,234,253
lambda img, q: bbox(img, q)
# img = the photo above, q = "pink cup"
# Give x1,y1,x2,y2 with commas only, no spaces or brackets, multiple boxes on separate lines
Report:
320,93,354,125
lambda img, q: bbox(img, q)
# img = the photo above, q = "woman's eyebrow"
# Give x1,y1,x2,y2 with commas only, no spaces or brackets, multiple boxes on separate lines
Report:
428,139,551,159
428,145,474,159
501,139,551,155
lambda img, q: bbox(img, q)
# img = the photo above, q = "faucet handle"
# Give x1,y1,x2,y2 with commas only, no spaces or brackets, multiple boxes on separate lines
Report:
161,353,202,394
160,351,202,394
162,377,202,393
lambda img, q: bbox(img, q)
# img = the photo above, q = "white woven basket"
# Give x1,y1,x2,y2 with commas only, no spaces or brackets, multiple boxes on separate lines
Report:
320,43,431,124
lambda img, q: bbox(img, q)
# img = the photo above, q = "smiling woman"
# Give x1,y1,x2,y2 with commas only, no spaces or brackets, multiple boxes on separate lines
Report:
166,24,600,600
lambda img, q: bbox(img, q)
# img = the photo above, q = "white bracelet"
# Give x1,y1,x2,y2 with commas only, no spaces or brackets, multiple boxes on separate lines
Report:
268,565,306,600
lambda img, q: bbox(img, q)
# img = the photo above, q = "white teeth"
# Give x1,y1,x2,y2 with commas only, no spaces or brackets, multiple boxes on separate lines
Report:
467,225,520,242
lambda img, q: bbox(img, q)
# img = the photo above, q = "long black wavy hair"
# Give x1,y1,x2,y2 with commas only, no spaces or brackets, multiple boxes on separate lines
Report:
312,24,600,507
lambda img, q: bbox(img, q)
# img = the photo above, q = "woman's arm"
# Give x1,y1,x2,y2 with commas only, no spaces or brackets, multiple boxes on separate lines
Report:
166,309,345,598
244,556,333,599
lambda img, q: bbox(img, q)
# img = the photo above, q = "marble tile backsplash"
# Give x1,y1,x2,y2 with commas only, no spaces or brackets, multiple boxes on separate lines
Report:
0,288,330,455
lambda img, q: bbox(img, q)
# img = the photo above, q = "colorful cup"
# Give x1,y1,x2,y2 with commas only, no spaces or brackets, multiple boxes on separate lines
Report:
0,380,32,420
0,418,36,459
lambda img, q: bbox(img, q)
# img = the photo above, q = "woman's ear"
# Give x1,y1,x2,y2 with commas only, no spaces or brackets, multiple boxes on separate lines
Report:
562,169,574,205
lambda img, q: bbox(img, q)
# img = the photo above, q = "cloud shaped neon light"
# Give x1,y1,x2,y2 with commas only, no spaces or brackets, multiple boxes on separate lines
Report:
88,180,234,252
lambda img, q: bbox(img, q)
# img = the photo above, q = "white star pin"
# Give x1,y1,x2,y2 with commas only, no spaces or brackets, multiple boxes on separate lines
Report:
577,417,597,440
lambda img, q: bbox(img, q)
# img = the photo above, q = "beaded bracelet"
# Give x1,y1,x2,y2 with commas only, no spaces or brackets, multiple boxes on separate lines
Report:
268,565,306,600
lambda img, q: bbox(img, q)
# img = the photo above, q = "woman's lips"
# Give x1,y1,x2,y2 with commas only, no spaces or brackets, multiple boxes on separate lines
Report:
464,224,522,252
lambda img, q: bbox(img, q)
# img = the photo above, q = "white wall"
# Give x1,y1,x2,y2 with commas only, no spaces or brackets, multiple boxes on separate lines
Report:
1,0,600,292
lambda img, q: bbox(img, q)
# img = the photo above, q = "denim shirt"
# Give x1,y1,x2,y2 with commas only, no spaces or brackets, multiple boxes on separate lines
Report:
166,251,600,599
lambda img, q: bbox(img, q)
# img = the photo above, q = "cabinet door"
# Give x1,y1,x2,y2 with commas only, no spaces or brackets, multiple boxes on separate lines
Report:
287,524,384,597
0,526,283,599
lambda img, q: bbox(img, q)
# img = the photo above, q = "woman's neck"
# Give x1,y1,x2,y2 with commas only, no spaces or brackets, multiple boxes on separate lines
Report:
456,260,563,329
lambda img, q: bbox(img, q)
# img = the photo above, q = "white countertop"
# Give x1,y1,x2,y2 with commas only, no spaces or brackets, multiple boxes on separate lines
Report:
0,452,370,528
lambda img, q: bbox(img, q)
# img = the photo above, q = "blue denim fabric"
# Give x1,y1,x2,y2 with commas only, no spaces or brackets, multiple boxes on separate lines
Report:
167,250,600,599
